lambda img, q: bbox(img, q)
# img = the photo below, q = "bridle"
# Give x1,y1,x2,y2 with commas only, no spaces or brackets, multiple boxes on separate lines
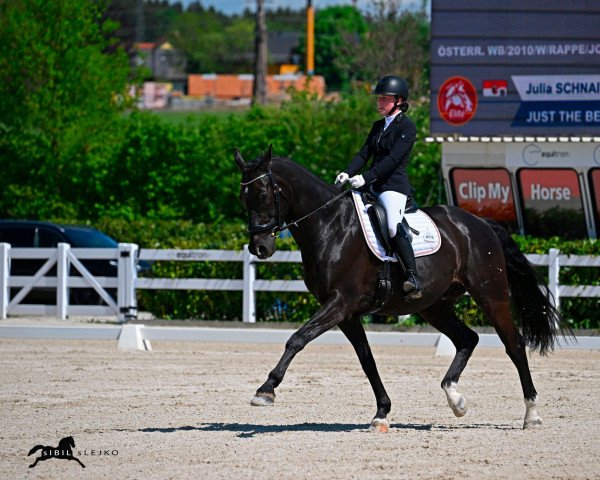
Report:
241,169,349,237
241,170,284,236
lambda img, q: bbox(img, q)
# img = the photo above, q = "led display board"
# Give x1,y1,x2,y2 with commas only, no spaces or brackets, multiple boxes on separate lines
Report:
517,168,586,238
450,168,517,231
430,1,600,136
590,169,600,232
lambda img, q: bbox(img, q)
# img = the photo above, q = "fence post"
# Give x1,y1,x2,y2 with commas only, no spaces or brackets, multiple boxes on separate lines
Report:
56,243,69,320
118,243,138,323
548,248,560,311
243,244,256,323
0,243,9,319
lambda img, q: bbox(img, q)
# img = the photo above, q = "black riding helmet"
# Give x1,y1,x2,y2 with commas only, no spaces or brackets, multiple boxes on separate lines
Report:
372,76,409,100
372,76,409,116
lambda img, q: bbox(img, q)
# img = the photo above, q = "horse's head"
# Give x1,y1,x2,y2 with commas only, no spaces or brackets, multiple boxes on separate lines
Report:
234,145,285,259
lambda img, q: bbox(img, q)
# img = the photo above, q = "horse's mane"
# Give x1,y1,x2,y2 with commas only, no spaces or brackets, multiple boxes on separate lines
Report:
270,157,339,196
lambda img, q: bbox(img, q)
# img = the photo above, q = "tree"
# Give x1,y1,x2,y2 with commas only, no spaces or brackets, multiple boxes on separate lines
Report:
337,0,430,96
0,0,132,218
168,10,254,74
305,6,368,91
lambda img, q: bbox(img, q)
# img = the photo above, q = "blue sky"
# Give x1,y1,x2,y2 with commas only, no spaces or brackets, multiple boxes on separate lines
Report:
178,1,426,15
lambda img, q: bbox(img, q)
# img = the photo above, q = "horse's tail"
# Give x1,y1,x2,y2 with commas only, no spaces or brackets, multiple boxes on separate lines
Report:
28,445,43,456
484,219,573,355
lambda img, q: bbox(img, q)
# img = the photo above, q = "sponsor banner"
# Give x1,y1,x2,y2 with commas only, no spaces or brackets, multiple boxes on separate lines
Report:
518,168,587,237
437,77,478,125
591,169,600,224
450,168,516,222
518,169,581,203
506,143,600,168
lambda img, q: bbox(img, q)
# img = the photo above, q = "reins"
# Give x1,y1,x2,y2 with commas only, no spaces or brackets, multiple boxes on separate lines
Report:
276,188,349,234
241,169,350,237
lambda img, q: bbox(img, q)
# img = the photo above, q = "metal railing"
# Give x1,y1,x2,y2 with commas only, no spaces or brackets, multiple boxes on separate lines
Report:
2,243,599,322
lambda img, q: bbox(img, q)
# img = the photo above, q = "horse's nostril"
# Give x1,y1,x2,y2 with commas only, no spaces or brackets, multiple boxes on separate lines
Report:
256,245,267,258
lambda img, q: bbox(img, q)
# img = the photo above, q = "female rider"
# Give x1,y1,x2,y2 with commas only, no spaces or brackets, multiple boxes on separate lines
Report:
335,75,422,298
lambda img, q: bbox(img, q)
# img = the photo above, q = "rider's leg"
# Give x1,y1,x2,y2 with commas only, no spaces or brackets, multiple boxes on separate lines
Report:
378,191,422,297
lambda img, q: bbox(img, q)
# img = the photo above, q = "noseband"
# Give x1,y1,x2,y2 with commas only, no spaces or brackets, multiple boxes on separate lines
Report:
241,169,350,237
241,170,284,236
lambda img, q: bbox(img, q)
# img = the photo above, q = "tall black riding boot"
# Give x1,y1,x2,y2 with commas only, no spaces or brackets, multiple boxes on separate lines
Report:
389,224,423,299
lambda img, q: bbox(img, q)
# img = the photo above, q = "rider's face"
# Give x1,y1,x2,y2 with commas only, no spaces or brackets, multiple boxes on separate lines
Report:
377,95,397,116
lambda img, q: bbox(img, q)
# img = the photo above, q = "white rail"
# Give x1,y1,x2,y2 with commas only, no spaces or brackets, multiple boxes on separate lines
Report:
1,244,599,323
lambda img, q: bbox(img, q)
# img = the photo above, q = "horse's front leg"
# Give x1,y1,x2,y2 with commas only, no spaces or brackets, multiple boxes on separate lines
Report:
338,316,391,433
251,292,347,406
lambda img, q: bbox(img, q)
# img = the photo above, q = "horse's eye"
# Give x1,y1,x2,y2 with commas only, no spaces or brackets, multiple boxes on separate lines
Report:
258,191,269,202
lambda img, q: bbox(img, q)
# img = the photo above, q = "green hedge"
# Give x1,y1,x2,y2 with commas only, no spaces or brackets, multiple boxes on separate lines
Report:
1,92,442,222
88,218,599,329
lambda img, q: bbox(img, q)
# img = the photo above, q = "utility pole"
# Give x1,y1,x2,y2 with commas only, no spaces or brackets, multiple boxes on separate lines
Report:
252,0,267,105
306,0,315,75
135,0,145,43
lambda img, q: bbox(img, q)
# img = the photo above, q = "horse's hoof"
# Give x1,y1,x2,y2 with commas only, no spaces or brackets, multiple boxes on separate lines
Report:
448,395,468,417
369,418,390,433
523,417,543,429
250,392,275,406
443,383,468,417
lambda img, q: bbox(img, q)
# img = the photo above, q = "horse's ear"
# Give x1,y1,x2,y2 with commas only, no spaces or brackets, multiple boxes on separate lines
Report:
234,148,245,170
258,144,272,169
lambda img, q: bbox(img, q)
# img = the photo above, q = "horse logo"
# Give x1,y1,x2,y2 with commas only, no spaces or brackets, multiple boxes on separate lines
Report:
437,76,478,125
28,436,85,468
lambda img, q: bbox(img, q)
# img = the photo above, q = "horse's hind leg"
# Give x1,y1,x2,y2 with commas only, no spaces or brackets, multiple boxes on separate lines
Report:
338,315,391,433
420,302,479,418
469,289,541,429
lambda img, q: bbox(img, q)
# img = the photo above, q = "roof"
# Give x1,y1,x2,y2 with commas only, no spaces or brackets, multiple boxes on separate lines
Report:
426,136,600,143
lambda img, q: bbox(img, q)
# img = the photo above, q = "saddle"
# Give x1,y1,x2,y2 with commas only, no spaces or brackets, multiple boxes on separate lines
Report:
361,190,419,253
350,189,441,311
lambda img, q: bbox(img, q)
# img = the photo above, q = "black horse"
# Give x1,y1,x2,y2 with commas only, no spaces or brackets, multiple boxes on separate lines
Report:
235,146,571,432
28,436,85,468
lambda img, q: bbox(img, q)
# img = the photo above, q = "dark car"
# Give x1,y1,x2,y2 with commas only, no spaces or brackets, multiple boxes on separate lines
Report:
0,220,150,305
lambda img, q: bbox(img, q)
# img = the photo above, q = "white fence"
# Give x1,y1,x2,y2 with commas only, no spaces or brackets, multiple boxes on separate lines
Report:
1,243,600,323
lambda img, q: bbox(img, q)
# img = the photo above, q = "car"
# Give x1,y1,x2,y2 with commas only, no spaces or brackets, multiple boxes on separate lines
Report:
0,220,151,305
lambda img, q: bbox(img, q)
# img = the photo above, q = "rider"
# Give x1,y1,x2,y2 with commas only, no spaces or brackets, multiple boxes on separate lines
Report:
335,75,423,298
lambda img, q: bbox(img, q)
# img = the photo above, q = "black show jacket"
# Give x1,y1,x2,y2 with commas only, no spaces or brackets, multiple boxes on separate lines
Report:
345,113,417,196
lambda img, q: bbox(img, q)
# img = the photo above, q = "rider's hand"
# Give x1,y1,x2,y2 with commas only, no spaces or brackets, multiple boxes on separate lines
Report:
334,172,349,185
349,175,365,188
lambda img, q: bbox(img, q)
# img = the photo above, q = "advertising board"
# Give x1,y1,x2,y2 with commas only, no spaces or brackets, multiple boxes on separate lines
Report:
517,169,586,238
430,0,600,136
591,169,600,230
450,168,517,231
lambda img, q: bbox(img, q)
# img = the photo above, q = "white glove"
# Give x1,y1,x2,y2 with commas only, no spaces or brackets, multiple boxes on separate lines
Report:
349,175,365,188
335,172,349,185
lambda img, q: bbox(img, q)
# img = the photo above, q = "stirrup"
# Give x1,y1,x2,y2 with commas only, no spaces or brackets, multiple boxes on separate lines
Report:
402,272,423,299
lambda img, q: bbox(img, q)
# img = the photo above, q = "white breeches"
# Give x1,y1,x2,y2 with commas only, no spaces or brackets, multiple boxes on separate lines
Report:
377,190,408,237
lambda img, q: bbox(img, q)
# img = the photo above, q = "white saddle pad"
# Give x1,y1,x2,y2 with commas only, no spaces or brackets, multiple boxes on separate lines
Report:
351,191,441,262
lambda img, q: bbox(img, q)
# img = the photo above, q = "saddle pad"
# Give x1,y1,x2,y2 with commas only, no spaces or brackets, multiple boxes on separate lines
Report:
351,191,441,262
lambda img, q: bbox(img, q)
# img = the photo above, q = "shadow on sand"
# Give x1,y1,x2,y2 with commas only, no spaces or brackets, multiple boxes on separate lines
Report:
130,421,515,438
